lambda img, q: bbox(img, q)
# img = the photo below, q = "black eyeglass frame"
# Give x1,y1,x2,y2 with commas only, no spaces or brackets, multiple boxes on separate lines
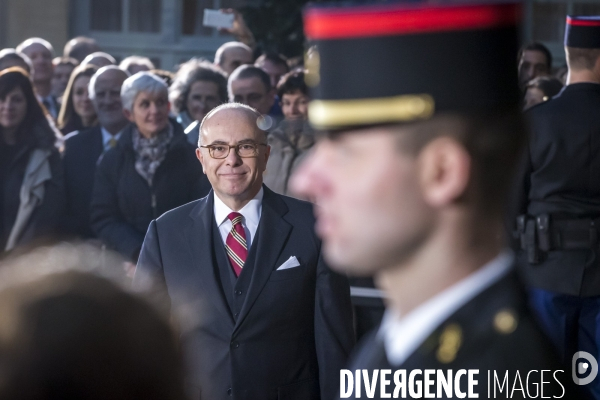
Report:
200,142,268,159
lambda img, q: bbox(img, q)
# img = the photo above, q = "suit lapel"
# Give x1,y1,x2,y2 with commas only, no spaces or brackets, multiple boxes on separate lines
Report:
186,192,235,326
234,187,292,332
92,126,104,158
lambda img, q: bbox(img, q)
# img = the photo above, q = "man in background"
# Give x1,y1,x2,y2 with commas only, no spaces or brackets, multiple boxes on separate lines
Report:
228,65,275,117
16,37,59,118
62,66,129,239
518,42,553,89
516,16,600,398
214,41,253,76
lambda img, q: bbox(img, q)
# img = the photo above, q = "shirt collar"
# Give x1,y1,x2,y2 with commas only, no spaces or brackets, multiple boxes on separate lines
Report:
379,250,514,366
101,126,123,147
214,187,264,227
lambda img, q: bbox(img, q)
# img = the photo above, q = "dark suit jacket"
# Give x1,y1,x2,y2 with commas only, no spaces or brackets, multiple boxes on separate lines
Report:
342,269,589,399
134,186,355,400
62,126,104,238
515,83,600,296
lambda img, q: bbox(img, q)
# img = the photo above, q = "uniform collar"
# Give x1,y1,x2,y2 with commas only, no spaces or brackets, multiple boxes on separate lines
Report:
378,250,514,366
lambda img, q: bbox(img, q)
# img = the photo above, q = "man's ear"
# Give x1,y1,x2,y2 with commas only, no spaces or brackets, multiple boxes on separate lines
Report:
417,137,471,208
196,148,206,174
123,108,135,123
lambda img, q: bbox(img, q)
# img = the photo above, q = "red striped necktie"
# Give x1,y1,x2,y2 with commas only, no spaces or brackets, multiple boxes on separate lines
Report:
225,212,247,277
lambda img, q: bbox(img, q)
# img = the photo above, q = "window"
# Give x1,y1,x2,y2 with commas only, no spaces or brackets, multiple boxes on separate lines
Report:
129,0,162,33
90,0,161,33
90,0,122,32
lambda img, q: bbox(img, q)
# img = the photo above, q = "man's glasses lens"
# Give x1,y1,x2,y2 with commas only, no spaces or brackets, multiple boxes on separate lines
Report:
210,143,260,159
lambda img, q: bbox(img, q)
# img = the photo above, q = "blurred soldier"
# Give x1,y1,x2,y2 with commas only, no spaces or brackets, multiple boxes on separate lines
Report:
515,16,600,398
62,66,129,239
16,38,59,119
292,1,583,398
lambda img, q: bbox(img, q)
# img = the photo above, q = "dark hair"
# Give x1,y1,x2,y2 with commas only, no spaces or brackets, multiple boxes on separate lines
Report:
52,56,79,68
526,76,563,99
57,64,98,133
150,69,175,87
0,68,52,147
518,42,552,70
255,52,289,72
397,110,526,216
169,60,227,114
566,47,600,71
277,69,308,99
228,65,272,99
0,49,32,74
64,36,100,63
0,271,186,400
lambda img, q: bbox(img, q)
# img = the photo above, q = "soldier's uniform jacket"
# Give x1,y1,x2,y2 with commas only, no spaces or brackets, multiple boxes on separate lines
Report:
341,269,586,399
516,83,600,296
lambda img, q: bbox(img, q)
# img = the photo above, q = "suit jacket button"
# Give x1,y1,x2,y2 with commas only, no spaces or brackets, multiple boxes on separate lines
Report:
231,341,239,348
234,312,239,317
234,290,242,295
227,388,232,396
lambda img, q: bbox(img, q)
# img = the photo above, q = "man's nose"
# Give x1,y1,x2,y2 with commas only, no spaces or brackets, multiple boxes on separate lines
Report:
224,146,243,166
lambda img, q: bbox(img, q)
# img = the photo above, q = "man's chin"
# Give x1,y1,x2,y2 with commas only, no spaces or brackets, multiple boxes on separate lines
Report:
323,245,378,277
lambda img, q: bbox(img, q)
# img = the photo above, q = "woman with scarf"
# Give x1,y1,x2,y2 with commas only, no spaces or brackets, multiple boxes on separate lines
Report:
90,72,210,261
0,67,65,254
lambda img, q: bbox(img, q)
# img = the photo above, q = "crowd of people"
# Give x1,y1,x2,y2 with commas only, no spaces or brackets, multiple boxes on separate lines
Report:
2,2,600,400
0,30,313,260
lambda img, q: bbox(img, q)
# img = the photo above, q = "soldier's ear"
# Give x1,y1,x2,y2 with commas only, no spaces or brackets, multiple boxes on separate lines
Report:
417,137,471,208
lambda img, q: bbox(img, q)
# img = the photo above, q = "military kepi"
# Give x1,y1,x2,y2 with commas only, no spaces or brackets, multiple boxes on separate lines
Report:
303,1,522,130
565,16,600,49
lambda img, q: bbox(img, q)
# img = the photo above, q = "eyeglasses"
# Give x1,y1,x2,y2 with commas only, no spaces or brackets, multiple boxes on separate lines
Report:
200,142,267,159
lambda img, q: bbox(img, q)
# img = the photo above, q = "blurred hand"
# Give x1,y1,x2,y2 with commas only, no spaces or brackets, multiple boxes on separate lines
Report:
219,8,256,50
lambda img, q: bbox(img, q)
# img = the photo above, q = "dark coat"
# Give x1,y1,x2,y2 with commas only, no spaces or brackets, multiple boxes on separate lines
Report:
515,83,600,296
133,186,355,400
0,121,65,253
342,269,589,399
62,126,104,238
90,121,211,261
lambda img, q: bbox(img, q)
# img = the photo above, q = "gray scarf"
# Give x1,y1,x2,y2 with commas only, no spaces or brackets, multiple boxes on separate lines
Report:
132,123,173,186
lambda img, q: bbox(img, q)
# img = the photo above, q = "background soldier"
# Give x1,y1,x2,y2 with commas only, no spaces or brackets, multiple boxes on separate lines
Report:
292,1,585,398
515,15,600,399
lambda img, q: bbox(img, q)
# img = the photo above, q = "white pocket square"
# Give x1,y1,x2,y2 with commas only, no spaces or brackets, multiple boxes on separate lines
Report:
276,256,301,270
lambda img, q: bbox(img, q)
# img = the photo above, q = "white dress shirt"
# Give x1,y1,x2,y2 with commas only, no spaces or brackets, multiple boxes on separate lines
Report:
101,127,123,152
214,188,263,249
378,251,514,366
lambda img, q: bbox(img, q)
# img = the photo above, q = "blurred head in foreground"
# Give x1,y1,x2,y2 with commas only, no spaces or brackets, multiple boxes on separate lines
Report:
0,244,186,400
291,1,525,277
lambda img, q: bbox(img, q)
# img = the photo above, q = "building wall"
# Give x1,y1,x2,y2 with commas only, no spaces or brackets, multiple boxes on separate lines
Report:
3,0,69,53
